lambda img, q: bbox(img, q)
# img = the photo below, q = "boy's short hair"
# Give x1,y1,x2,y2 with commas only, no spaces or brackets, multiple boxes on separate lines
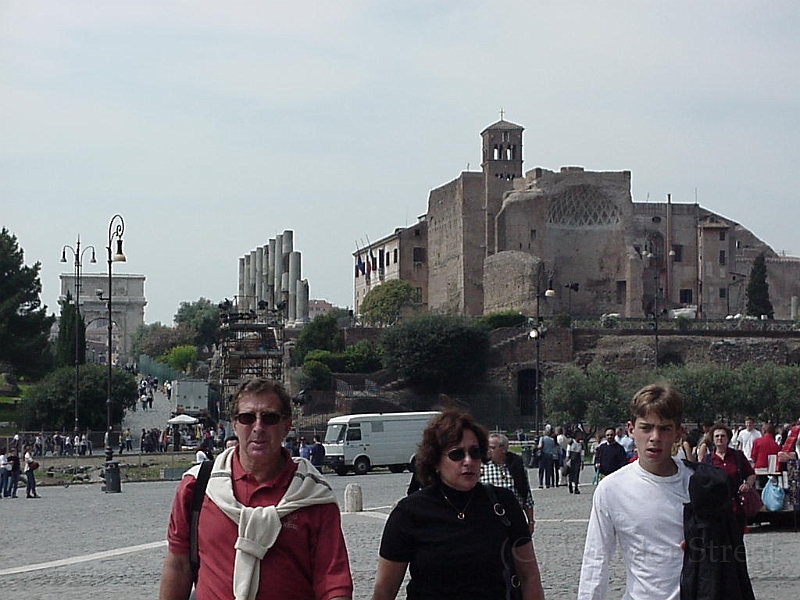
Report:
629,384,684,427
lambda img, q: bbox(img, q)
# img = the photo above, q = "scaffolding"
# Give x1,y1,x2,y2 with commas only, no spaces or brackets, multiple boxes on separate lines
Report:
218,302,285,403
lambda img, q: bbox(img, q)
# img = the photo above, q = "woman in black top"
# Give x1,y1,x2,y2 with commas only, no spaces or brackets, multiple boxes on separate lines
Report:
372,410,544,600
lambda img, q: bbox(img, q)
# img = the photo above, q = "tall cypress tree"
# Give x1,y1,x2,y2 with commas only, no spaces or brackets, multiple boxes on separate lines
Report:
746,253,774,319
0,228,55,377
56,292,86,367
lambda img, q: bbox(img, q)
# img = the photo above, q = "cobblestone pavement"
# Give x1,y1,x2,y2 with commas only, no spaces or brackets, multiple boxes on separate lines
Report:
0,471,796,599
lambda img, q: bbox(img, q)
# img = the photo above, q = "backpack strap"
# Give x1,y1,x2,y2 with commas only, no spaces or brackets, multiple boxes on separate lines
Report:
190,460,213,583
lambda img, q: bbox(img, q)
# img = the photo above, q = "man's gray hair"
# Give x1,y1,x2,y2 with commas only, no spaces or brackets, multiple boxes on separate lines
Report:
489,432,509,447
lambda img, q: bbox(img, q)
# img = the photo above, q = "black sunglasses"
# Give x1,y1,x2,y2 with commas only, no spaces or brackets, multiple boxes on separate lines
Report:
235,412,283,426
446,446,483,461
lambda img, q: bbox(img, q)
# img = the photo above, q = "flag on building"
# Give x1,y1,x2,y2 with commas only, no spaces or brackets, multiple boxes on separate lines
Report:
356,250,366,276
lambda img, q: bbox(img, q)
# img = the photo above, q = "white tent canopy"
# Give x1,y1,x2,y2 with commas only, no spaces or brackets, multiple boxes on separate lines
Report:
167,414,199,425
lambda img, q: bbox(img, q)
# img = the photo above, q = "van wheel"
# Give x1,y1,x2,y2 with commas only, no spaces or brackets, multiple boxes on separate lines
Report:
353,457,370,475
334,467,349,476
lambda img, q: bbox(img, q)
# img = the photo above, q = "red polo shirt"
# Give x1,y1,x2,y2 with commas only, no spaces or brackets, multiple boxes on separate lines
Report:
750,434,780,469
167,449,352,600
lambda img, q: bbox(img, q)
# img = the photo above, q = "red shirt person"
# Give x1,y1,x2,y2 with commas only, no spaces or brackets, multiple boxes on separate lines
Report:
750,423,781,469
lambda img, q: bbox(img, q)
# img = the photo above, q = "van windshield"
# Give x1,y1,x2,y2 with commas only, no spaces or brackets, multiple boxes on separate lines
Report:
325,424,346,444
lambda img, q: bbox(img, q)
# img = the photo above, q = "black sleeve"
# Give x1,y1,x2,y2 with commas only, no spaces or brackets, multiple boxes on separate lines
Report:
507,453,530,498
379,501,415,562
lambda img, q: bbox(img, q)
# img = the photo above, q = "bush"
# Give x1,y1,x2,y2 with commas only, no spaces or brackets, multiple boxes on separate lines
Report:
302,360,333,391
157,345,198,373
675,315,692,331
381,315,489,393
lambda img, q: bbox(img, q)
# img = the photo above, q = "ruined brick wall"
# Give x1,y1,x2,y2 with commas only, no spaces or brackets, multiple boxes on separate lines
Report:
427,172,486,315
494,168,636,317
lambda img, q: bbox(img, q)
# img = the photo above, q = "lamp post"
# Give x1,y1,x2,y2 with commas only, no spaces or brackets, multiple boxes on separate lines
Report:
529,269,555,436
645,251,659,367
61,237,96,434
105,215,126,454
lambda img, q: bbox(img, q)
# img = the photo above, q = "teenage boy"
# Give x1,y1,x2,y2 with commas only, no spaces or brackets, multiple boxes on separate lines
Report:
578,384,692,600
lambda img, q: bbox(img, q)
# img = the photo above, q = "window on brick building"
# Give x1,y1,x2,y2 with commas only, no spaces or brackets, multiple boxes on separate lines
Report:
671,244,683,262
680,289,693,304
719,231,726,241
719,250,726,265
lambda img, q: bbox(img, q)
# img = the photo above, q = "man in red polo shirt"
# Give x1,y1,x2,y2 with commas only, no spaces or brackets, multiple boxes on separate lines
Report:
751,423,780,470
159,379,352,600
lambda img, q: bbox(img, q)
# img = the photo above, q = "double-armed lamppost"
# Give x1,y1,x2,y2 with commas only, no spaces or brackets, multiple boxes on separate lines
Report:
61,237,96,433
105,215,126,448
529,267,555,435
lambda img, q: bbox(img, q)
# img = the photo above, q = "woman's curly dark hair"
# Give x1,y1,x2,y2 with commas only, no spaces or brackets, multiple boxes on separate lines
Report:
414,410,488,486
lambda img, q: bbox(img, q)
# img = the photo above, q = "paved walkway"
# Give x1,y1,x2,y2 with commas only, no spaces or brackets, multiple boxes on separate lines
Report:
121,387,175,449
0,472,796,599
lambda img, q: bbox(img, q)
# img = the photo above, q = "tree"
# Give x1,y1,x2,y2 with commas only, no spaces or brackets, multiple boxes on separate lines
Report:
131,322,193,358
158,344,198,373
301,360,334,391
20,363,137,430
343,340,382,373
360,280,417,326
0,228,55,377
381,315,489,393
544,366,627,435
746,253,774,319
294,314,345,364
55,292,86,368
174,297,221,349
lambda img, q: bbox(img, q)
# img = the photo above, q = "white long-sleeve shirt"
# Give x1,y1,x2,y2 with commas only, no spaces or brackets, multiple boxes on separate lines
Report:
578,457,692,600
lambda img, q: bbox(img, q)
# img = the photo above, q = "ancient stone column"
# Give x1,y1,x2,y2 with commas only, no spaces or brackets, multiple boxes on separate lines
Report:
249,250,257,309
288,251,301,323
255,246,264,305
238,257,246,311
243,253,252,311
296,279,310,325
267,238,277,308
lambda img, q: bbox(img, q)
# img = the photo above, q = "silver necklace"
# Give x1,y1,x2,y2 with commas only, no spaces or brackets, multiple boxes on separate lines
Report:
441,488,475,520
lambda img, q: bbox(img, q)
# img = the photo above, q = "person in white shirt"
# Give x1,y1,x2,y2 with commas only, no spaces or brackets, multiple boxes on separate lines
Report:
735,417,762,462
579,384,693,600
615,426,636,457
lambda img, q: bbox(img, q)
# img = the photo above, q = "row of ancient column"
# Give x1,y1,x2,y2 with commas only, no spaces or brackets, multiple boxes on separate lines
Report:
237,229,310,326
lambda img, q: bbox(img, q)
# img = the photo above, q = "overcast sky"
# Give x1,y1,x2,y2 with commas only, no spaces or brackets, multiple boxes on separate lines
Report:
3,1,798,325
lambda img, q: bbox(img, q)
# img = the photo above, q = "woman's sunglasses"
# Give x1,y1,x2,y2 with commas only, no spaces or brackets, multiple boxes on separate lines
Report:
234,411,283,426
445,447,484,461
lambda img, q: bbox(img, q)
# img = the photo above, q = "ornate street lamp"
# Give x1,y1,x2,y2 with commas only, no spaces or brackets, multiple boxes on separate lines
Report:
645,251,659,367
105,215,126,453
61,236,96,433
530,267,555,435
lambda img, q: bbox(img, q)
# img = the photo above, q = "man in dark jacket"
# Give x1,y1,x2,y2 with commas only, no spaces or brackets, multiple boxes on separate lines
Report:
595,427,628,477
481,432,536,533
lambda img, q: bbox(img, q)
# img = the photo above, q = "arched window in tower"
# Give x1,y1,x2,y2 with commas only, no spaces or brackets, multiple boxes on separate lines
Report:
494,144,501,160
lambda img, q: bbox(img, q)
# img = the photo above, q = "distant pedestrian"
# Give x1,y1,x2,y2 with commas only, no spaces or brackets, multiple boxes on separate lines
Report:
23,445,40,498
310,435,326,467
595,427,627,478
5,448,21,498
299,437,311,460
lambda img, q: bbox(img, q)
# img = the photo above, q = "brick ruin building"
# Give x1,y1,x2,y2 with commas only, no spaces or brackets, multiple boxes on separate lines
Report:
356,118,800,321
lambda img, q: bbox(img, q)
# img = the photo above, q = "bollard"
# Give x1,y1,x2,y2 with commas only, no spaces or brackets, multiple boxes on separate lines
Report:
344,483,363,512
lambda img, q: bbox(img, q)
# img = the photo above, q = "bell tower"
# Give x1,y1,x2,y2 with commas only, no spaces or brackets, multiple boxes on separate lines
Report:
481,115,524,255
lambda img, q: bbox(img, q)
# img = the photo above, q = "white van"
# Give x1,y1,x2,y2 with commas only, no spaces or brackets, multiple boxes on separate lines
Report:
323,411,439,476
